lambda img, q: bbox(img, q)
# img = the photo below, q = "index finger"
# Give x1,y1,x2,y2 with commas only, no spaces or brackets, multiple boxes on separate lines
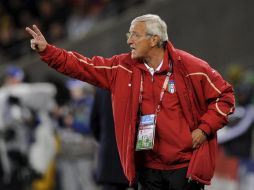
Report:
25,27,37,38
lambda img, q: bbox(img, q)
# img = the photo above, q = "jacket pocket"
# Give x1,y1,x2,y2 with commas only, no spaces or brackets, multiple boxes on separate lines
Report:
186,137,218,185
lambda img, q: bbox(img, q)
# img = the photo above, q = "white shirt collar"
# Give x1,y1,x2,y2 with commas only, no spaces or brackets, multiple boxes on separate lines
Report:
144,60,163,76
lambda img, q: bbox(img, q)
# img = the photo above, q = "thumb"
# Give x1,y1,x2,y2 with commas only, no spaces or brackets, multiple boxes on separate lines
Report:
30,39,40,51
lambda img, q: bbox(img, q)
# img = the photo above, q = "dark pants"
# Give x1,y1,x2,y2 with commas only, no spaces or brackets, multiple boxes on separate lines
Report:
138,167,205,190
101,184,128,190
101,184,138,190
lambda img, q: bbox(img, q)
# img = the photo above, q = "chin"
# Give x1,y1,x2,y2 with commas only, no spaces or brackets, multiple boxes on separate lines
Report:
131,53,140,60
131,55,137,60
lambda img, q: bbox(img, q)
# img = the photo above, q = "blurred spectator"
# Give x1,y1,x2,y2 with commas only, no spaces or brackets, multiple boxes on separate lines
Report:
209,81,254,190
91,88,136,190
0,66,59,190
57,79,97,190
66,1,96,41
64,79,94,134
2,65,25,86
37,0,68,42
226,64,243,88
0,66,27,190
218,82,254,159
27,84,59,190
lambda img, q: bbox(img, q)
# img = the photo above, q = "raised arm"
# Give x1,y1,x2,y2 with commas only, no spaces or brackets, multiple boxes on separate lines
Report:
25,25,128,90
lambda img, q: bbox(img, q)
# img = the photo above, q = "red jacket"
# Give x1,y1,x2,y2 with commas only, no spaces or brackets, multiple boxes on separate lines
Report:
40,41,235,185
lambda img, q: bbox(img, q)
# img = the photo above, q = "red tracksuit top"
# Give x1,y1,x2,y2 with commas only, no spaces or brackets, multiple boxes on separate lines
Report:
136,51,192,170
39,41,235,185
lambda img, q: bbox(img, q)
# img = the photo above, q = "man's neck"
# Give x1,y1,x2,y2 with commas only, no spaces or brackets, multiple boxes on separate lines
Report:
144,48,165,70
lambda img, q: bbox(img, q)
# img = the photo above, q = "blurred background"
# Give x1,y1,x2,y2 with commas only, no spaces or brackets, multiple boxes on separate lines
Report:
0,0,254,190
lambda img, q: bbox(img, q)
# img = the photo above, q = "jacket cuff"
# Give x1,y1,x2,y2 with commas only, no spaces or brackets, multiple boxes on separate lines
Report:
198,123,211,136
39,44,54,57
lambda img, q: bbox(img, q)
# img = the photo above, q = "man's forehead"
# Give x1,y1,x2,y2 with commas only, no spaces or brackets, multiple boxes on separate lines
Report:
129,22,146,31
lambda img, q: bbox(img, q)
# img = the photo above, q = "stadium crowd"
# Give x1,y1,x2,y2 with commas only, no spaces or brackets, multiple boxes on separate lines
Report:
0,0,145,62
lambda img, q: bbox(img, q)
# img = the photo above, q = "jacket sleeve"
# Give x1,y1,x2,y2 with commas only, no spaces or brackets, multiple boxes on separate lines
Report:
39,44,119,90
198,65,235,136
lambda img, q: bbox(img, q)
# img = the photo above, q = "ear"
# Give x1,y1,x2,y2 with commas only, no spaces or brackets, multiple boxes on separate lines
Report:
150,35,160,47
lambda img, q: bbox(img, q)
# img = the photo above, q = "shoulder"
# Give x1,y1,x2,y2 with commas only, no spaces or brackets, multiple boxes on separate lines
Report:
176,49,212,73
115,53,133,63
177,49,208,67
176,49,227,86
112,53,136,73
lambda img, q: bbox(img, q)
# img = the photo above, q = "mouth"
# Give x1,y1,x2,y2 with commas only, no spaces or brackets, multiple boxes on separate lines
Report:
130,47,136,53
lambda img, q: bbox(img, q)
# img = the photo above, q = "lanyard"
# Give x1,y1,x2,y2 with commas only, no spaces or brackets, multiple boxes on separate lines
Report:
139,66,172,119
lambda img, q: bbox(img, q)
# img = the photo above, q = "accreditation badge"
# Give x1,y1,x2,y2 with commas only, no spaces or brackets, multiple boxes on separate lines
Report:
136,114,156,151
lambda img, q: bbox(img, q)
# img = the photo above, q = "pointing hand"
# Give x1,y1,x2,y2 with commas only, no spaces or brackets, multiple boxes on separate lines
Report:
25,25,47,52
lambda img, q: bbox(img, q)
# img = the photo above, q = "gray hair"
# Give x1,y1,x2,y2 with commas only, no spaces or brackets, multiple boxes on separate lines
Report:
131,14,168,47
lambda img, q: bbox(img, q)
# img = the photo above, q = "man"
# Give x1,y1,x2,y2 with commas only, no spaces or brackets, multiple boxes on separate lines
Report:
57,79,96,190
90,88,136,190
3,66,25,86
26,14,235,190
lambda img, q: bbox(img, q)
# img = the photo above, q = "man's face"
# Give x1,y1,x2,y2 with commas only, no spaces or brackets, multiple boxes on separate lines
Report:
127,22,152,60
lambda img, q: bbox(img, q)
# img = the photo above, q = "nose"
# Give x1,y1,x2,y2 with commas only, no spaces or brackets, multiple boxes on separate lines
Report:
127,37,133,45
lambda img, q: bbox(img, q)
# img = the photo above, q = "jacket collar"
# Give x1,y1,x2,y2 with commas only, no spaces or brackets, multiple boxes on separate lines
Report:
166,41,181,63
125,41,181,74
134,46,171,75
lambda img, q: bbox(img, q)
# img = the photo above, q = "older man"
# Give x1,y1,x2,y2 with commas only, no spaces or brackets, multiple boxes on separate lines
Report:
26,14,235,190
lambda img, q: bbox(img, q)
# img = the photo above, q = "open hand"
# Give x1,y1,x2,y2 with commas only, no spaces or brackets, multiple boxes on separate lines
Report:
25,25,47,52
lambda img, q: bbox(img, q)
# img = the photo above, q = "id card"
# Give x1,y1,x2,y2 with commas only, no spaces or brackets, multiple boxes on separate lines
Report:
136,124,155,150
136,114,156,151
140,114,156,125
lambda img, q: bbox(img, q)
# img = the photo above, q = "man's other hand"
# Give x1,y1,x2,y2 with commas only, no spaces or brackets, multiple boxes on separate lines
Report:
191,128,207,149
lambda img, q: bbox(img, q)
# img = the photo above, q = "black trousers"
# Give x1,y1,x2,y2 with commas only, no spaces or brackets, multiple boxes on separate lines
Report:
138,167,205,190
101,183,138,190
101,184,129,190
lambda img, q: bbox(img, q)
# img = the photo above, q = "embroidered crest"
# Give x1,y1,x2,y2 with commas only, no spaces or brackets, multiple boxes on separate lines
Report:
168,80,176,94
